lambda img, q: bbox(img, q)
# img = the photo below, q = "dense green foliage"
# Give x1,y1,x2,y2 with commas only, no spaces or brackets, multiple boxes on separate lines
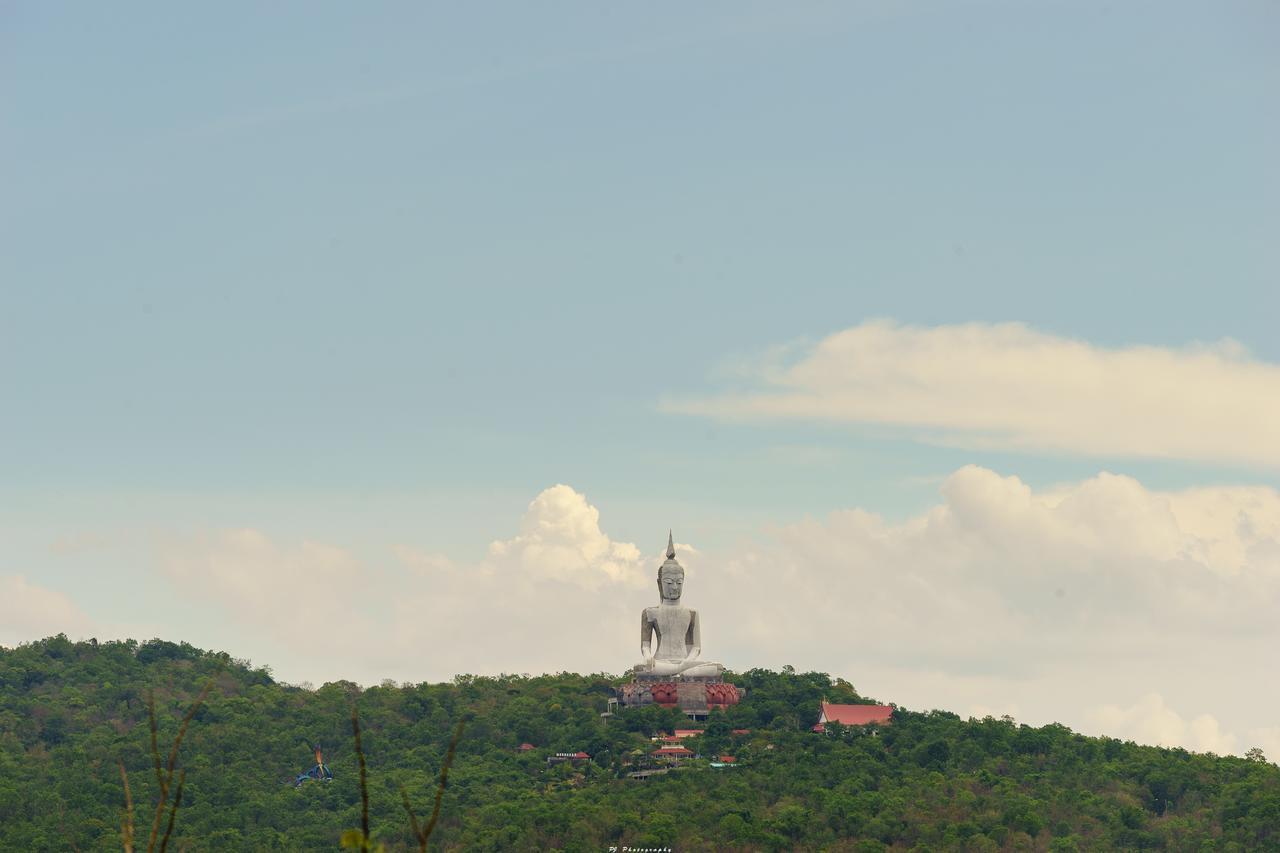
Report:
2,635,1278,850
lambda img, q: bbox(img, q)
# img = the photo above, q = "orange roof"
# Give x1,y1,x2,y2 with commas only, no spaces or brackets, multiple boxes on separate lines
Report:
673,729,704,738
816,702,893,728
571,751,590,759
717,755,736,763
651,747,694,756
731,729,751,735
518,743,535,750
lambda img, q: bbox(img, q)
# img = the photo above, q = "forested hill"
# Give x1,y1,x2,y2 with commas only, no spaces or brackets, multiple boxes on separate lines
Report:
2,637,1278,851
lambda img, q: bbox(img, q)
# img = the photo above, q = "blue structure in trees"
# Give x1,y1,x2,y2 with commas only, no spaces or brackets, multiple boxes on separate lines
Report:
293,744,333,787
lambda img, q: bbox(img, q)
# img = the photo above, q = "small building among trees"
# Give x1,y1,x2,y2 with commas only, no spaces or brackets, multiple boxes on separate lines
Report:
650,746,695,763
812,702,893,732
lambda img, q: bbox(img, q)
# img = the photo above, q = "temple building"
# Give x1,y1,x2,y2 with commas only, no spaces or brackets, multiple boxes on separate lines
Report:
812,701,894,732
617,533,741,718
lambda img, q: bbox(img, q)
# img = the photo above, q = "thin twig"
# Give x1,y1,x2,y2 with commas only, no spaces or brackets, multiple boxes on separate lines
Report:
351,705,370,845
147,692,164,799
163,681,213,785
145,680,213,852
119,762,135,853
146,693,166,852
400,786,423,841
418,719,467,850
158,769,185,853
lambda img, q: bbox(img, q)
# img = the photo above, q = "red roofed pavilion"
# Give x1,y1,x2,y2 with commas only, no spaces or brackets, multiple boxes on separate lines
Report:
812,702,893,732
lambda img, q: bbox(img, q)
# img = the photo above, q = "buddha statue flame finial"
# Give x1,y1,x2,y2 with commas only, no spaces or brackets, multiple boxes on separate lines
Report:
658,531,683,582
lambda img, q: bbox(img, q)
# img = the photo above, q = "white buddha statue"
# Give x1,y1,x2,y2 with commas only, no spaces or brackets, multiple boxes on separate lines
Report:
634,533,724,679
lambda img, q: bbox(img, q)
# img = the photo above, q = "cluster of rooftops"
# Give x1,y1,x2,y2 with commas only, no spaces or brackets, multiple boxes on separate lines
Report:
649,727,743,760
517,702,895,767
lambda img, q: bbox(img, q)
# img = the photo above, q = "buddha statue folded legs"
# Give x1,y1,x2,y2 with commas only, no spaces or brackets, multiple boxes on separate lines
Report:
636,658,724,679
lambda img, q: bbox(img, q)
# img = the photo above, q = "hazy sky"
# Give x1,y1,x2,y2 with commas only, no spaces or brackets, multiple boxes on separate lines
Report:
3,3,1278,756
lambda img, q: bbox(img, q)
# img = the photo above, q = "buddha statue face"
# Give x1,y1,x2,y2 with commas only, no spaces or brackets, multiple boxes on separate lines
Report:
658,565,684,602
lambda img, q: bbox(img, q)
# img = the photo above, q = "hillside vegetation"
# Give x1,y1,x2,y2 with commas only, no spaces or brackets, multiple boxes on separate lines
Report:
2,635,1278,850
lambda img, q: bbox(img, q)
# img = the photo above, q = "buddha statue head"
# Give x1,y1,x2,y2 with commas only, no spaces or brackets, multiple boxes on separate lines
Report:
657,531,685,603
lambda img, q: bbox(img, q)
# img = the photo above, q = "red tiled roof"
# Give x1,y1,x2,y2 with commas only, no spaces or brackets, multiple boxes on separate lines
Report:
731,729,751,735
673,729,704,738
518,743,535,750
817,702,893,728
717,755,736,763
571,751,590,759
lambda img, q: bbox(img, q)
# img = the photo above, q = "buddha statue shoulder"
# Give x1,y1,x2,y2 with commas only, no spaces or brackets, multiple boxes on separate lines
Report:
634,532,724,679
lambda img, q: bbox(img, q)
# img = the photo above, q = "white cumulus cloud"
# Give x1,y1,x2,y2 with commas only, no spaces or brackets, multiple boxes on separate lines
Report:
0,575,94,647
153,486,676,683
159,529,376,661
1089,694,1239,755
717,466,1280,673
486,485,649,588
669,320,1280,467
697,465,1280,756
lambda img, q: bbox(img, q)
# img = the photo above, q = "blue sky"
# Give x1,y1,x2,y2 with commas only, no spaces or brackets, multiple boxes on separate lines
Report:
3,2,1279,753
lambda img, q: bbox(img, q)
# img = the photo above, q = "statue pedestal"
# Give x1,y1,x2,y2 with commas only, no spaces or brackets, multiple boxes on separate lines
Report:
632,671,724,684
618,673,742,718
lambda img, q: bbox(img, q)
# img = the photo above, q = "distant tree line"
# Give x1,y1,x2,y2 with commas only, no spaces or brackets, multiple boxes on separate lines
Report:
1,635,1278,850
